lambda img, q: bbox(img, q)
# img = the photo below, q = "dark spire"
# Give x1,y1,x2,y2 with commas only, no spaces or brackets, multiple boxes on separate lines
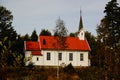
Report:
78,9,83,31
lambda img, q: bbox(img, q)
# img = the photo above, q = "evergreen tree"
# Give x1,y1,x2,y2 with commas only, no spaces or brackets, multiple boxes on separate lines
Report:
40,29,51,36
0,6,17,41
96,0,120,79
24,34,30,41
0,6,18,53
31,29,38,41
85,31,97,66
104,0,120,48
69,33,76,37
0,6,24,67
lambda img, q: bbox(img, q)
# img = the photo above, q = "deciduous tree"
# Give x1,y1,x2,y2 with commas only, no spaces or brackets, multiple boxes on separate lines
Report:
54,18,68,80
54,18,68,49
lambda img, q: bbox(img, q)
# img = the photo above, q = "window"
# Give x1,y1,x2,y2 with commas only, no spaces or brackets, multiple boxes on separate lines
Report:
47,52,51,60
37,57,39,61
43,39,46,45
81,32,83,35
69,53,73,61
58,53,62,60
80,53,84,61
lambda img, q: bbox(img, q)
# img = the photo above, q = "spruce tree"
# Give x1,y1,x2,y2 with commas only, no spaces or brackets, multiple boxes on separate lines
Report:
30,29,38,41
96,0,120,79
104,0,120,48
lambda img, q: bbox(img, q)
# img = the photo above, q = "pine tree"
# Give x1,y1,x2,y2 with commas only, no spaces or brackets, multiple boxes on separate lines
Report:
30,29,38,41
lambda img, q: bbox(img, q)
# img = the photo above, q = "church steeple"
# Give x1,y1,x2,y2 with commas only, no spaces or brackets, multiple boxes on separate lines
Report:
78,9,83,31
78,9,85,40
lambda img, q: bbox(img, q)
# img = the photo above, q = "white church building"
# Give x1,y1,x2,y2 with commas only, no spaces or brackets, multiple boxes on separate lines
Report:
24,15,91,67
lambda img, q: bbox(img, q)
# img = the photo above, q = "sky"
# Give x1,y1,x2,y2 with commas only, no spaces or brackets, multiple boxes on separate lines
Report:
0,0,120,36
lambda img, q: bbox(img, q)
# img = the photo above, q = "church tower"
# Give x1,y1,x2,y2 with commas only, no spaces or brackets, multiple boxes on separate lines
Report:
78,10,85,40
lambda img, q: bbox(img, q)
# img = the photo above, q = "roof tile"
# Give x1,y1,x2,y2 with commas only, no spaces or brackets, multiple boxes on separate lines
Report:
40,36,90,51
25,36,90,51
25,41,40,51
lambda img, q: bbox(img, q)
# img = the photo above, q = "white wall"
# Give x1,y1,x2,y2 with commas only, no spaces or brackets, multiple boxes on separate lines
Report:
32,56,43,65
25,51,31,57
25,50,90,67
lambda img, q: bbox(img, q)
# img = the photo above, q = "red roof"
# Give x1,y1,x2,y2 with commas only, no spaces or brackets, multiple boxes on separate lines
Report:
39,36,90,51
25,36,90,51
25,41,40,51
31,51,42,55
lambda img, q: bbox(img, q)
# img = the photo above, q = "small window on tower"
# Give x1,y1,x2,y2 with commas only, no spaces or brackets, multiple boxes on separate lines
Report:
43,39,46,45
81,32,83,36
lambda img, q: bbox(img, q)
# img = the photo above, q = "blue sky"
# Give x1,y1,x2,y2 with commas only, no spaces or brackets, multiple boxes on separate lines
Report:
1,0,120,36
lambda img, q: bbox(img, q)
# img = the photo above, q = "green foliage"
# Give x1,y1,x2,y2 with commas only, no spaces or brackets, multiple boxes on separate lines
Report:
24,34,31,41
0,6,25,67
103,0,120,47
85,31,96,55
69,32,76,37
24,55,34,68
85,31,98,66
30,29,38,41
0,37,23,67
0,6,17,41
96,0,120,65
13,52,23,67
0,37,12,67
40,29,51,36
94,0,120,78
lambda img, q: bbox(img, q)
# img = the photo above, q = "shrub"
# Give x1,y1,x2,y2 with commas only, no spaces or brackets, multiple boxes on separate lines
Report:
63,63,76,74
